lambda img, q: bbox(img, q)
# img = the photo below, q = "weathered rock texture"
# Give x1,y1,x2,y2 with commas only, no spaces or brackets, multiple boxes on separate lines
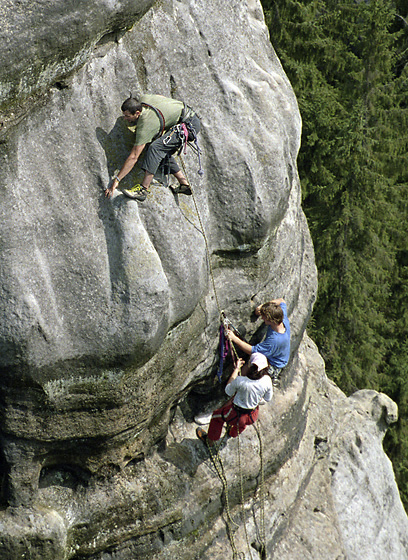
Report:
0,1,407,559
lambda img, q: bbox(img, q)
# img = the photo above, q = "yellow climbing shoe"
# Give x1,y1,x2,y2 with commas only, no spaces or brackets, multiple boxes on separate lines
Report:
123,184,149,201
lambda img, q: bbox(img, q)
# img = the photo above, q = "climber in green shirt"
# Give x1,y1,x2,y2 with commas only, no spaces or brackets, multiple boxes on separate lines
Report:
105,94,201,201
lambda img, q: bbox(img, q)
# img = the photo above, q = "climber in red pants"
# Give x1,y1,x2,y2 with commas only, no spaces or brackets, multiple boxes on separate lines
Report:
196,353,273,447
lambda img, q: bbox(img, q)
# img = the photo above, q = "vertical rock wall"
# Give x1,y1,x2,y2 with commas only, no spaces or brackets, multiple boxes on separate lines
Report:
0,1,406,559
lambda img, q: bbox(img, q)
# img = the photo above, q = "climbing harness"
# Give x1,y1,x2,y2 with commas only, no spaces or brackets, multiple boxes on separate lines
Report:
162,121,203,183
176,121,204,177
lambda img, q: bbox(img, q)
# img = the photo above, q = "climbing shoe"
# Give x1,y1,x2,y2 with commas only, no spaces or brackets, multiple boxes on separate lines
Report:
271,369,281,388
170,184,192,196
196,427,217,447
196,427,209,445
123,184,149,201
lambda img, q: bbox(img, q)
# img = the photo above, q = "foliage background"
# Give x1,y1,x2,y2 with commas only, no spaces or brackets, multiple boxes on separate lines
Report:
261,0,408,508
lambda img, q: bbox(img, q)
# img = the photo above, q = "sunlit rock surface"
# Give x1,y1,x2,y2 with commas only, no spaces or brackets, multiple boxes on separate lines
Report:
0,1,406,559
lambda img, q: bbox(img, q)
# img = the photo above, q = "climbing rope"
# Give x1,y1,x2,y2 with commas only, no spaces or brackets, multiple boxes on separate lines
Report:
205,433,244,560
178,154,243,370
178,150,267,558
237,418,266,559
204,416,267,560
179,153,243,371
178,154,222,316
217,313,242,382
252,421,267,559
237,421,255,560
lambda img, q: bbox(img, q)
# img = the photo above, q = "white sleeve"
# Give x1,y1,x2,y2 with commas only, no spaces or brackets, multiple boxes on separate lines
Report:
225,377,240,397
263,378,273,402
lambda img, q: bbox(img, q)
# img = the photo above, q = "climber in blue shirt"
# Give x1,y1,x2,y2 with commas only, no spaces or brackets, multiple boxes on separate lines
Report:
227,298,290,387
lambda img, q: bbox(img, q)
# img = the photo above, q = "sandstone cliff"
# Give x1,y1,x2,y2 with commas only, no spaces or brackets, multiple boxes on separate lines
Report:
0,1,407,559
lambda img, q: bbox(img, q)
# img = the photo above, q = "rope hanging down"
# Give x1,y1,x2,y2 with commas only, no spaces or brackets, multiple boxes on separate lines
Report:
178,153,240,366
178,154,222,316
179,150,245,382
178,153,267,558
206,432,243,560
204,415,267,560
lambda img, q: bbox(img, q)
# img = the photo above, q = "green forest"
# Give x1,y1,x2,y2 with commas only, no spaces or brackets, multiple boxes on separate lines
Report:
261,0,408,508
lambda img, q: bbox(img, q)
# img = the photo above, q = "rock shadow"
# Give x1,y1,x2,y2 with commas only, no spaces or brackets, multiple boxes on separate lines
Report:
95,118,176,289
96,118,173,193
161,382,233,477
95,119,147,303
96,118,145,191
161,435,230,478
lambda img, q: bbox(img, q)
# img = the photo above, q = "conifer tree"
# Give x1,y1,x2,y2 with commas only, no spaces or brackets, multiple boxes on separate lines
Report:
262,0,408,506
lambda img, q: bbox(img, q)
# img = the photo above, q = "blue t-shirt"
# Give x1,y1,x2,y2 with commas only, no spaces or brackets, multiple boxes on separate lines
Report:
251,302,291,368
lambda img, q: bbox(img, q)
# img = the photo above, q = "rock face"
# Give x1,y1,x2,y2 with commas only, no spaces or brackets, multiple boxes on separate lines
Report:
0,0,155,114
0,1,407,559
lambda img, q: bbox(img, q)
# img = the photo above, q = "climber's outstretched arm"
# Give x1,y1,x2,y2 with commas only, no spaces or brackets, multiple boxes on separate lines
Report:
227,329,252,355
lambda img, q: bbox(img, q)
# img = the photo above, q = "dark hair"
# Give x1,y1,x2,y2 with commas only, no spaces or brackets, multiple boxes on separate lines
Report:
247,364,268,380
121,97,143,114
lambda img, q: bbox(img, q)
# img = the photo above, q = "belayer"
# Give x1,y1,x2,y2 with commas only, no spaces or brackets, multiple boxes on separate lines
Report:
196,353,273,447
105,94,201,201
227,298,290,387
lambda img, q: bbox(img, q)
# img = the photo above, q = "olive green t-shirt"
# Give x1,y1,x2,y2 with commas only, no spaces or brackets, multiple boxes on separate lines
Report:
134,94,184,146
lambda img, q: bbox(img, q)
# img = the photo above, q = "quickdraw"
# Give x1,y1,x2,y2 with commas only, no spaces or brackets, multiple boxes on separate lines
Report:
217,323,230,382
176,121,204,176
217,312,242,383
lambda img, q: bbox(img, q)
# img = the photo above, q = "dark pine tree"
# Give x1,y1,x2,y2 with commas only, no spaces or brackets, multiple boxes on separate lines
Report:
262,0,408,507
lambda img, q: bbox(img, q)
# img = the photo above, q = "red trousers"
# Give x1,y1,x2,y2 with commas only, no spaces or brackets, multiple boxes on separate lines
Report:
207,400,259,441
